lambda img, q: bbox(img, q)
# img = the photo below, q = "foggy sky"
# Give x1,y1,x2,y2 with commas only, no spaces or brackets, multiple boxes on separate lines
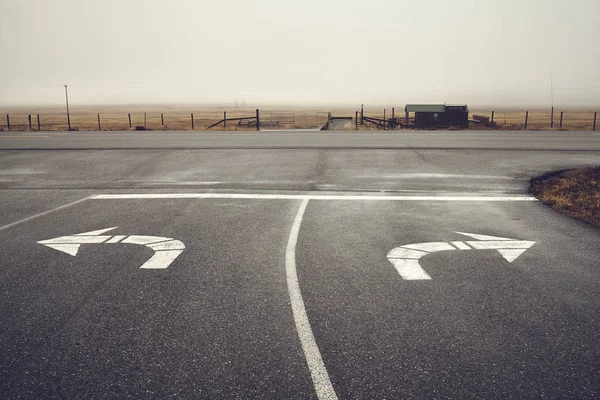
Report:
1,0,599,107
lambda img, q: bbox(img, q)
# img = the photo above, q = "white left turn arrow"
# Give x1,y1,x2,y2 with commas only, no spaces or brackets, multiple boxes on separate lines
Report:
38,227,185,269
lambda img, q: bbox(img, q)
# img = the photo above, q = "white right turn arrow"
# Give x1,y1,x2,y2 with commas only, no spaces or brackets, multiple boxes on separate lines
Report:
387,232,536,280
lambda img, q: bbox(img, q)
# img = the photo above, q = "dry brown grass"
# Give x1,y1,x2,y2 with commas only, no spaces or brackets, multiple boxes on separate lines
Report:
0,105,597,132
530,167,600,227
469,109,597,130
0,105,332,131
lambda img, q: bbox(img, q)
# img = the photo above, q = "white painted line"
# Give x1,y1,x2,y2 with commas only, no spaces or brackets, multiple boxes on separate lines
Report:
403,242,456,252
42,244,79,256
121,235,172,245
387,232,536,280
0,196,91,233
387,248,428,259
38,227,186,269
286,198,338,400
452,241,471,250
456,232,513,241
140,250,184,269
497,249,529,262
92,193,537,202
147,239,186,251
106,235,126,243
39,236,110,244
467,240,534,250
389,258,433,280
366,173,515,180
93,193,302,200
75,227,118,236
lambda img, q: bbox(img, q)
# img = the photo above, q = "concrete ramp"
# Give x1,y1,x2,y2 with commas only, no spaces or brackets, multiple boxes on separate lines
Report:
321,117,356,130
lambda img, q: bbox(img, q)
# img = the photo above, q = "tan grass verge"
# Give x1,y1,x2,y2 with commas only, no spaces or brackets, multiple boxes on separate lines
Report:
530,167,600,227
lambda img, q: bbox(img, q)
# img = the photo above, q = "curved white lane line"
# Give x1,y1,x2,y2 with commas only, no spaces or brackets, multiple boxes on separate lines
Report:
286,198,338,400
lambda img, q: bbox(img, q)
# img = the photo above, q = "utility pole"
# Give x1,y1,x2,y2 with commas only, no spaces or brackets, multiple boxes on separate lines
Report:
549,71,554,128
64,85,71,130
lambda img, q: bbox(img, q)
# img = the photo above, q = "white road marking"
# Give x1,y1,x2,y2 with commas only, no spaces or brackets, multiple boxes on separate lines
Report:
387,232,536,280
106,235,126,243
147,240,186,251
455,232,513,241
389,259,433,280
386,248,428,259
0,196,91,233
140,249,184,269
286,199,338,400
38,227,185,269
40,235,110,245
42,244,79,256
360,173,515,180
452,241,471,250
92,193,537,202
466,240,534,250
121,235,172,245
497,249,529,262
75,227,118,236
403,242,455,252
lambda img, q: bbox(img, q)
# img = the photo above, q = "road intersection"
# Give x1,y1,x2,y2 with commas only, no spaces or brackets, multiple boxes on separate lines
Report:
1,130,599,399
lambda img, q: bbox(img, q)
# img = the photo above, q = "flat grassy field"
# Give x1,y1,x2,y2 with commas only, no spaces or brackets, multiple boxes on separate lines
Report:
530,167,600,227
0,105,333,131
0,104,597,131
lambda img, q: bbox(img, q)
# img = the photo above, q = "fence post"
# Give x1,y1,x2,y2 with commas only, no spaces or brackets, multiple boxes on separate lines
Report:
256,109,260,131
128,113,132,129
355,111,358,130
37,114,40,131
491,111,495,129
144,113,147,130
6,114,9,131
560,111,563,130
224,111,227,129
391,107,395,129
97,114,101,131
28,115,32,131
594,112,597,131
361,104,364,125
524,111,529,130
161,113,164,128
551,106,554,128
191,113,194,130
383,109,386,130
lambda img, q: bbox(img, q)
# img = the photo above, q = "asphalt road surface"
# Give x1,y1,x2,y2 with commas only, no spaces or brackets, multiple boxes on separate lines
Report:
1,129,600,150
1,130,599,399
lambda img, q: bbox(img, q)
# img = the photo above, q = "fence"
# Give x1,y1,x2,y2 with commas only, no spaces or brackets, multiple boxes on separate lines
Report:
259,112,295,129
1,109,597,132
470,110,598,131
207,110,260,130
0,109,335,131
356,109,598,131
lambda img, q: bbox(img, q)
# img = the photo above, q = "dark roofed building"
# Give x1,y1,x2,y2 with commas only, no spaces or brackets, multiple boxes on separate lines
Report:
405,104,469,129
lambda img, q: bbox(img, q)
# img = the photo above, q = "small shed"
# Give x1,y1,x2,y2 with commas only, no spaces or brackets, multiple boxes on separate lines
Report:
405,104,469,129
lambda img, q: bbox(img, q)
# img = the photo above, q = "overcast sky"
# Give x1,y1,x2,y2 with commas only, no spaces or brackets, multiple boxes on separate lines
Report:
1,0,598,107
